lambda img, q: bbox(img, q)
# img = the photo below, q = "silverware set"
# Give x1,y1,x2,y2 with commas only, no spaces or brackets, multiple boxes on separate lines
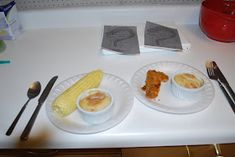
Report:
5,76,58,141
5,60,235,140
6,81,41,136
206,60,235,113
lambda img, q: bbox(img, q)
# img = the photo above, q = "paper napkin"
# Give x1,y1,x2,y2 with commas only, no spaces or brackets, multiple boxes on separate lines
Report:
101,25,140,55
138,22,191,54
144,21,182,51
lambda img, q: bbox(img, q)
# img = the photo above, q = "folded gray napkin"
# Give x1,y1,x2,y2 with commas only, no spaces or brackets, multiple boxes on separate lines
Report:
101,25,140,55
144,21,183,51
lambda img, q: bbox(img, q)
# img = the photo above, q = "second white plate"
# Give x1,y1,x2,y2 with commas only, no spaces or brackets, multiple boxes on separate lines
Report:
46,73,134,134
131,61,215,114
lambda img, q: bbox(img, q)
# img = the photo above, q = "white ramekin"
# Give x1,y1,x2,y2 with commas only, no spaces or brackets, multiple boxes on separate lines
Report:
77,88,113,124
171,72,205,101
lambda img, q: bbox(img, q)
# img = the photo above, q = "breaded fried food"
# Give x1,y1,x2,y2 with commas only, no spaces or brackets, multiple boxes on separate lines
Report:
142,70,169,99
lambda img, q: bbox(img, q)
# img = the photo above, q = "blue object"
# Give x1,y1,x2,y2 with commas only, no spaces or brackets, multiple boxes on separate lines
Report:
0,1,15,15
0,60,10,64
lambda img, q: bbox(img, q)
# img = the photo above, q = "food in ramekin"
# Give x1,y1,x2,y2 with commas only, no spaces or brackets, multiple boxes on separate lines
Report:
77,88,113,124
142,70,169,99
174,73,204,89
171,72,204,100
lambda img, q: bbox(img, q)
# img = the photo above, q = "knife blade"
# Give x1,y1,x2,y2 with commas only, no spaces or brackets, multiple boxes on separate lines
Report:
212,61,235,102
20,76,58,141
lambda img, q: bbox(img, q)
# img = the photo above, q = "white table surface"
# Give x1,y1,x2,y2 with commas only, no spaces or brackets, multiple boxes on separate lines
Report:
1,5,235,149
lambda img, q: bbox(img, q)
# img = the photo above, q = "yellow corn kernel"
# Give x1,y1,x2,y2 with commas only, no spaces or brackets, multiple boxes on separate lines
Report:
52,70,104,117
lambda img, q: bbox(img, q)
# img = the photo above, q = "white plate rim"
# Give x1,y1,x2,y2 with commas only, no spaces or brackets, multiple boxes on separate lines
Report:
46,73,134,134
131,61,215,114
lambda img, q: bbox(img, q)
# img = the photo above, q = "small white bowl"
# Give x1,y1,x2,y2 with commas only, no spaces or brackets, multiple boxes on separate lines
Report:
77,88,113,124
171,72,205,101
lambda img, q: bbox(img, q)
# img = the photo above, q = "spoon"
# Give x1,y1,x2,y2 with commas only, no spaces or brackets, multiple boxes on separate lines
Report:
6,81,41,136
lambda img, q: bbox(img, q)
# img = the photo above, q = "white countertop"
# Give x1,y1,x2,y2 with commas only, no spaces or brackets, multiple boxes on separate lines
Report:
1,5,235,149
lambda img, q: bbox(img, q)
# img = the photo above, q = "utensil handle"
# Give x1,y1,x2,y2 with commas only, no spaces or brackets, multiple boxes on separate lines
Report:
20,103,42,141
225,84,235,103
213,144,224,157
218,81,235,113
5,100,30,136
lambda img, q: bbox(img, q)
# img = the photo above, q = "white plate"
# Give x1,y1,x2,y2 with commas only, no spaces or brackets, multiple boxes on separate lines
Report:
131,61,215,114
46,73,134,134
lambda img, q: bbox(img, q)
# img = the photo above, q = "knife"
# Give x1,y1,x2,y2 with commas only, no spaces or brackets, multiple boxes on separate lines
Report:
20,76,58,141
212,61,235,102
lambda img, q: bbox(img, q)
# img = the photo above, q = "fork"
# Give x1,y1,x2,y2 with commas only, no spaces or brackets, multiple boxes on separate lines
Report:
206,61,235,113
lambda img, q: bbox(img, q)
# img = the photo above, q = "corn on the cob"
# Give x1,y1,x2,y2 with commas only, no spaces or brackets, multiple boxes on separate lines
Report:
52,70,104,117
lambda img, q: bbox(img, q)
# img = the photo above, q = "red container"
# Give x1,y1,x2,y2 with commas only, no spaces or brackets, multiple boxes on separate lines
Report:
199,0,235,42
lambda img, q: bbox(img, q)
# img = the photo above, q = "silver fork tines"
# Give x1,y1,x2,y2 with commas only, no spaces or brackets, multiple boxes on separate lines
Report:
206,61,217,79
